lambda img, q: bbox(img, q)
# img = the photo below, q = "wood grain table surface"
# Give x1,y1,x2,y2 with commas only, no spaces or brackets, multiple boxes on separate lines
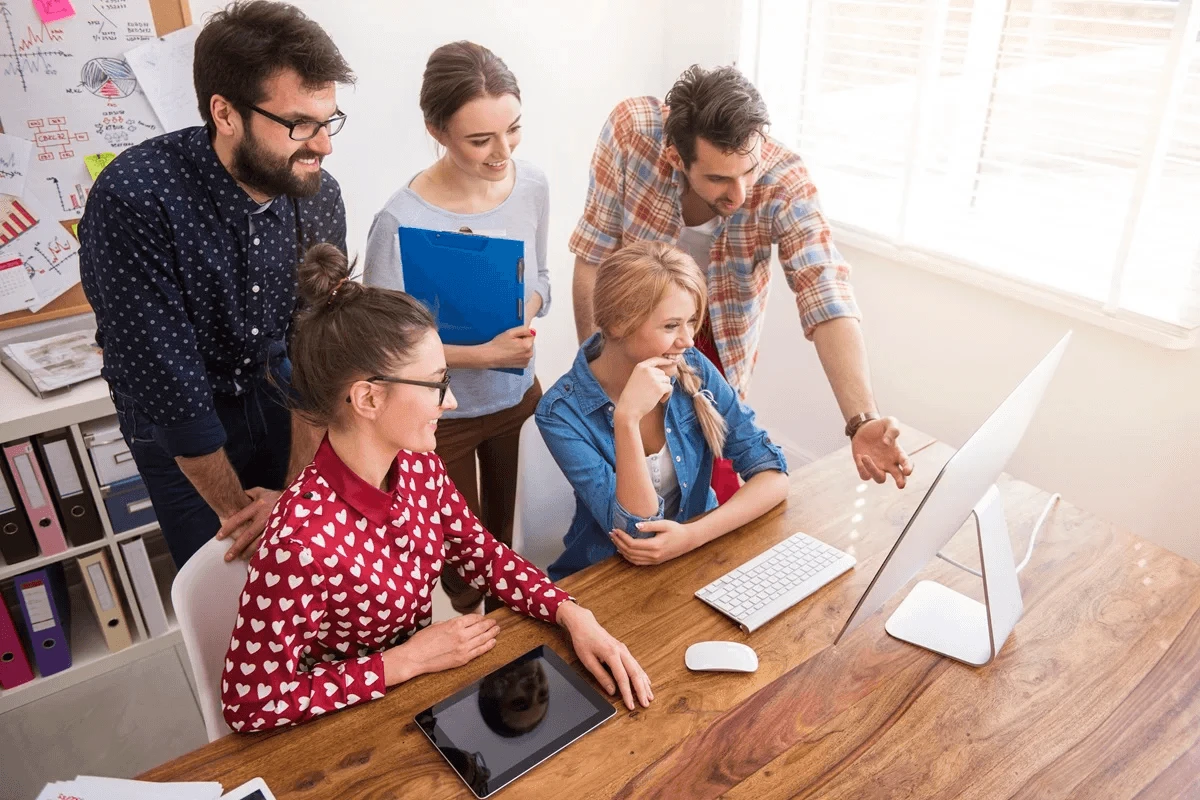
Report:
142,426,1200,799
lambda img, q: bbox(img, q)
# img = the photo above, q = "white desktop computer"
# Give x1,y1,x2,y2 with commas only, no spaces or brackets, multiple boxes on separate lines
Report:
835,332,1072,666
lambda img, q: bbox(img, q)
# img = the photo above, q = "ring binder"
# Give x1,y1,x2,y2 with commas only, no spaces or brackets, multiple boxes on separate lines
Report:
3,440,69,557
35,429,105,546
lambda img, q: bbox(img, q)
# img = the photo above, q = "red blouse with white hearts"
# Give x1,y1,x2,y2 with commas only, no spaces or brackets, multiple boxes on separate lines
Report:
221,437,571,732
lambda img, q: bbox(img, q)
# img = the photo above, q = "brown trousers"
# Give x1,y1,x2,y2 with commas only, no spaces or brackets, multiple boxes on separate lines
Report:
438,379,542,613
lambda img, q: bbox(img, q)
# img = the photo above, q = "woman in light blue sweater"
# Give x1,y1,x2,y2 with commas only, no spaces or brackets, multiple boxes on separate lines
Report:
364,41,550,614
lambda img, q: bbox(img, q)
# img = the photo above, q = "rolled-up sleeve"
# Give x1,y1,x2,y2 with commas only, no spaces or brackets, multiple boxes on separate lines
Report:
772,176,861,339
568,111,626,266
79,189,224,458
535,402,665,537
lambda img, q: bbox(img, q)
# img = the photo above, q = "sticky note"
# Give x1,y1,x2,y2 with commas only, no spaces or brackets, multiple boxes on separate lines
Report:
33,0,76,24
84,152,117,181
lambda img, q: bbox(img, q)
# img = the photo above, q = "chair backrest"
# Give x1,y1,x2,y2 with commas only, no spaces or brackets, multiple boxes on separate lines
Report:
512,416,574,573
171,536,248,742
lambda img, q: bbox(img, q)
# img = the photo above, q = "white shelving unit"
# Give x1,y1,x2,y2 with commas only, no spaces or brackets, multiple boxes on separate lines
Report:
0,356,184,715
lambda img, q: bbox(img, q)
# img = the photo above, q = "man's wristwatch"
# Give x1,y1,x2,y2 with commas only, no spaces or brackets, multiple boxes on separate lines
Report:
845,412,880,440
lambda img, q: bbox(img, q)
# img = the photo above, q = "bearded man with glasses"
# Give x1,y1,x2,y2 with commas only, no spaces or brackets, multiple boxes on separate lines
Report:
79,1,354,568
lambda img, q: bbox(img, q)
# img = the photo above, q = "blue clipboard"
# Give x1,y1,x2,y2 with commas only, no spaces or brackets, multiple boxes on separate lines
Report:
398,227,525,375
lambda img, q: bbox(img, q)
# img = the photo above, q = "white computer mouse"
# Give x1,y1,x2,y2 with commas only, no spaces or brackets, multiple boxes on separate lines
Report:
684,641,759,673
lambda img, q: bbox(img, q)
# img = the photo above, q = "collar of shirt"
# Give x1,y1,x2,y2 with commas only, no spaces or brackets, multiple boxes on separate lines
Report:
182,127,281,227
311,436,405,528
568,333,618,416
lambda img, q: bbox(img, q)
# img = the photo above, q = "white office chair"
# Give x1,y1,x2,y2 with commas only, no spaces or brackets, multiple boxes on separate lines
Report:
171,536,248,742
511,416,574,573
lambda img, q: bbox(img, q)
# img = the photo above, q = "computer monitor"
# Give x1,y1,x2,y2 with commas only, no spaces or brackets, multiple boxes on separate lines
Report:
835,332,1072,666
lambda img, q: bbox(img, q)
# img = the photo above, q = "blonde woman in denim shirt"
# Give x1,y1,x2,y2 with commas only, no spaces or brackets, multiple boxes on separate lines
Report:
536,241,789,580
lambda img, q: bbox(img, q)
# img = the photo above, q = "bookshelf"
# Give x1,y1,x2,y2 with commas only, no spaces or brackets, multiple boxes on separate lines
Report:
0,343,185,715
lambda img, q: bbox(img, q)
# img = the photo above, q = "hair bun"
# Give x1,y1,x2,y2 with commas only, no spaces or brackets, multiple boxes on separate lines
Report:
298,243,353,308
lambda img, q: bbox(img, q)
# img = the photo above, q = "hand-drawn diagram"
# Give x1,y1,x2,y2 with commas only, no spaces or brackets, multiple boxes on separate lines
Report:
28,232,76,275
1,0,162,230
0,196,38,246
1,204,81,311
80,55,136,98
23,225,80,311
28,116,90,160
0,2,73,92
88,2,154,45
45,175,88,213
0,150,22,179
92,106,157,149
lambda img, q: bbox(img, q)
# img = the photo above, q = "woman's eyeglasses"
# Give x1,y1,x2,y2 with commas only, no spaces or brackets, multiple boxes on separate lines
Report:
362,374,452,405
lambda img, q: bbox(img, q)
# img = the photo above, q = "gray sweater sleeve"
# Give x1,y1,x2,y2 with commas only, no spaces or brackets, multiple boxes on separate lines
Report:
534,180,551,318
363,209,405,291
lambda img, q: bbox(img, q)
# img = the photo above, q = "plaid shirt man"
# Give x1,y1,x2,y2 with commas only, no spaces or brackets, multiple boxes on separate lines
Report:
570,96,861,397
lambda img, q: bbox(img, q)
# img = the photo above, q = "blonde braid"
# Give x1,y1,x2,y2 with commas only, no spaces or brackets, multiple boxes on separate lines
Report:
675,358,727,457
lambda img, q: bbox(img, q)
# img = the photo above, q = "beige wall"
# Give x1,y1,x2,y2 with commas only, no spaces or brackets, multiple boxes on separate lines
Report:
188,0,674,384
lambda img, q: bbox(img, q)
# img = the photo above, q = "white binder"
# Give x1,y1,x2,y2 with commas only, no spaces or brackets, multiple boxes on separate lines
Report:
120,537,170,638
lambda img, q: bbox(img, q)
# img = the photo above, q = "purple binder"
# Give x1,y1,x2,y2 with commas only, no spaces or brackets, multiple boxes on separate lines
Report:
15,564,72,677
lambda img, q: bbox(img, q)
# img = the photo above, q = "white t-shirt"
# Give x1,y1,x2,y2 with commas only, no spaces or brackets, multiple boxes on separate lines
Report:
646,442,681,518
677,216,719,271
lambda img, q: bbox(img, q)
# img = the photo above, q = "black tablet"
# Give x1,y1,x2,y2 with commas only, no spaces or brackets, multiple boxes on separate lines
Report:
415,645,616,798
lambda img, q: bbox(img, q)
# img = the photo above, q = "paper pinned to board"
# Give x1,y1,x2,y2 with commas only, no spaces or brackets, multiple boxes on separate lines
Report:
0,257,38,314
0,133,34,197
0,196,79,311
0,0,163,221
33,0,75,24
84,152,118,180
0,195,39,247
125,26,204,133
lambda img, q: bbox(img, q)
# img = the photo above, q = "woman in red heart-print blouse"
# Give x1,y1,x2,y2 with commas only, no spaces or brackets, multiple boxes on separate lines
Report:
220,244,653,732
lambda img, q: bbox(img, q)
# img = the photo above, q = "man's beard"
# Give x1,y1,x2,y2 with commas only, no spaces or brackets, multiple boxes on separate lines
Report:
682,177,738,218
708,197,737,218
231,129,323,199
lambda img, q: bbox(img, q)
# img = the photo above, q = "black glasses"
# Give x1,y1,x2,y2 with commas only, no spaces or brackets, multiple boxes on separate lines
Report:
246,104,347,141
366,374,452,406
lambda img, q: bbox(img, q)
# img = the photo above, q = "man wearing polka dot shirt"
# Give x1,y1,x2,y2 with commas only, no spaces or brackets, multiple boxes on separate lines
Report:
79,2,353,567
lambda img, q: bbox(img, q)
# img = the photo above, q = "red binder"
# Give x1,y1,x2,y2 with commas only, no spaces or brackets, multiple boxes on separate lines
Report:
0,598,35,689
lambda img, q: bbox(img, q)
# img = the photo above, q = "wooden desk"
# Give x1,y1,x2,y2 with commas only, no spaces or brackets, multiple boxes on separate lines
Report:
142,427,1200,799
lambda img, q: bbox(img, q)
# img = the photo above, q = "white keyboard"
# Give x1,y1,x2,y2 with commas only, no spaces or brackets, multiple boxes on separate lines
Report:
695,532,856,633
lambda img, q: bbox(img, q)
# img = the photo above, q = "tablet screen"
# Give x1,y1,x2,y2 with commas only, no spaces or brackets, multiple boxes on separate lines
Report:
415,645,615,798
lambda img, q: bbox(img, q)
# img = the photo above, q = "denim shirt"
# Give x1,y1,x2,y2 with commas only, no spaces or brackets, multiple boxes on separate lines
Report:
536,333,788,580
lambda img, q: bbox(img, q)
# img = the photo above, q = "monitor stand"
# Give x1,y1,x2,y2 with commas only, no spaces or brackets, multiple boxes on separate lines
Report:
884,484,1023,666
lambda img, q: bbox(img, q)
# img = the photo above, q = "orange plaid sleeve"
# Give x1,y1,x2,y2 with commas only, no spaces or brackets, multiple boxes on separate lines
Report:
569,107,628,265
771,158,861,339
